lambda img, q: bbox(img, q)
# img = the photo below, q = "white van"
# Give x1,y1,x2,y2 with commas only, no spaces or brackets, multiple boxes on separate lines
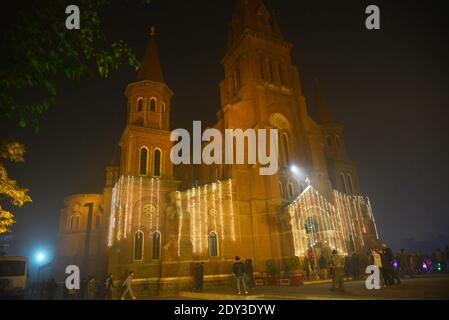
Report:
0,256,28,299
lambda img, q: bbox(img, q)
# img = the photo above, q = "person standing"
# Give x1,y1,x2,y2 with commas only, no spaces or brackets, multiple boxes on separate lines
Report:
244,259,255,288
380,244,394,286
330,250,345,292
46,278,58,300
232,256,248,295
104,273,114,300
400,249,411,278
318,255,328,280
121,271,136,300
303,256,310,280
195,262,204,292
86,276,97,300
371,249,385,287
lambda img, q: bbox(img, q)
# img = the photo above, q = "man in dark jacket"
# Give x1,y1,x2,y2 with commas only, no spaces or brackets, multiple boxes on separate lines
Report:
104,273,114,300
232,256,248,295
195,262,204,292
381,244,399,285
244,259,255,288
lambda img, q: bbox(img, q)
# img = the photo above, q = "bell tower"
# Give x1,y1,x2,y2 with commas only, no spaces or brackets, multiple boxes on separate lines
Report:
120,27,174,179
125,27,172,131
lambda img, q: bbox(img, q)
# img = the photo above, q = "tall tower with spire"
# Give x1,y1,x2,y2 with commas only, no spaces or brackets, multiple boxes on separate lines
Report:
313,80,361,195
106,28,182,294
207,0,334,270
121,27,174,177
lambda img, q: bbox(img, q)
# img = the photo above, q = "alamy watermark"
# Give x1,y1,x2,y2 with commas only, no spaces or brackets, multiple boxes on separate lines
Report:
170,121,279,176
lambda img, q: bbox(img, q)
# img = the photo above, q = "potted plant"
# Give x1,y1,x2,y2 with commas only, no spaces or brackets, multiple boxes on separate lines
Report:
265,259,279,285
284,256,302,286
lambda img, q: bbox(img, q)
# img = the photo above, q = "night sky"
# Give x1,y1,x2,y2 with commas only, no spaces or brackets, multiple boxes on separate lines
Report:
1,0,448,261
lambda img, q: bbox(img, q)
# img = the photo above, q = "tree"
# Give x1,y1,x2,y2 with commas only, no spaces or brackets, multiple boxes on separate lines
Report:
0,140,32,233
0,0,151,233
1,0,151,131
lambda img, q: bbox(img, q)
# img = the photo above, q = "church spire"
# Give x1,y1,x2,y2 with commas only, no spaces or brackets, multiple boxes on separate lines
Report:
228,0,283,49
314,79,336,124
136,27,165,83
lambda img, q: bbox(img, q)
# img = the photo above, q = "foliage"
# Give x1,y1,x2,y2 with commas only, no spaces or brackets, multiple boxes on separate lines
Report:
0,0,152,131
265,259,278,278
0,140,32,233
283,256,300,276
0,0,151,233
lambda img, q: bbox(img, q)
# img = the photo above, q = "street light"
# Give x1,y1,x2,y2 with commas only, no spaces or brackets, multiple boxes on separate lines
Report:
290,165,300,176
35,251,46,264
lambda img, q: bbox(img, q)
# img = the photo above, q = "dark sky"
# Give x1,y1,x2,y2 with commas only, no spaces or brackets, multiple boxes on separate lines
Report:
2,0,448,260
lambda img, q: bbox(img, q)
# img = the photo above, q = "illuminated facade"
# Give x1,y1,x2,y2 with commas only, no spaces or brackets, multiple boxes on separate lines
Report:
55,0,379,295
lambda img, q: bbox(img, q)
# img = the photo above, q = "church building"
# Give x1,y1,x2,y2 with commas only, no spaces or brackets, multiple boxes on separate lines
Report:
54,0,379,296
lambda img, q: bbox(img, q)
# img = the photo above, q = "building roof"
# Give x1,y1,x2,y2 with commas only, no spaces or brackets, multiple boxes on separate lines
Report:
136,27,165,83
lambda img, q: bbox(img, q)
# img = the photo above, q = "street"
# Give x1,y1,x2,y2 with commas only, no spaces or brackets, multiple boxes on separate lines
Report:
177,274,449,300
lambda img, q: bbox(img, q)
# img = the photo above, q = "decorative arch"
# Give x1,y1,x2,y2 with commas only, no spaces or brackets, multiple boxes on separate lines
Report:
346,173,354,194
326,135,333,147
281,132,290,165
288,181,295,199
149,97,157,112
152,231,161,260
137,97,144,112
340,172,347,193
153,148,162,177
139,146,149,176
134,230,144,261
209,232,219,257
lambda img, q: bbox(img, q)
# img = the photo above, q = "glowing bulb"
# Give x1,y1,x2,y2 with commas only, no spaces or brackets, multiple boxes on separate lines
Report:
35,251,45,263
290,165,300,175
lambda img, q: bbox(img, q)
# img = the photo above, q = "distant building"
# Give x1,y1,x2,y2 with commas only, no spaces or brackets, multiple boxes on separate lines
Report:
54,0,379,295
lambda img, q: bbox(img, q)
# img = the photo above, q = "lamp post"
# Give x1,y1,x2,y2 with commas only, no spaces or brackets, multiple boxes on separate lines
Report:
35,250,46,282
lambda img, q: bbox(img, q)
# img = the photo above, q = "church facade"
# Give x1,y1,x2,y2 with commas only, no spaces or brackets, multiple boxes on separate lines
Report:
54,0,379,296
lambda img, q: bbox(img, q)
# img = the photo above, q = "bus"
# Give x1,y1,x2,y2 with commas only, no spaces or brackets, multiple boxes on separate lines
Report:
0,256,28,299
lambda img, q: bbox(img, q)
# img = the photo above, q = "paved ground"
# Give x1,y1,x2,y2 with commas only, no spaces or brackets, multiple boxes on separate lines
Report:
177,274,449,300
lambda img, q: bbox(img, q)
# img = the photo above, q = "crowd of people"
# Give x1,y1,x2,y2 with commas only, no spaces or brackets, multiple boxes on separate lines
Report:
302,244,449,292
26,245,448,299
27,272,124,300
192,257,255,295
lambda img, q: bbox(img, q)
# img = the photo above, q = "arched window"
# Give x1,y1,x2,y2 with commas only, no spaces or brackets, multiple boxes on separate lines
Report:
288,182,294,198
279,181,284,197
215,167,220,180
326,135,333,147
137,98,144,112
149,98,156,112
152,231,161,260
134,230,144,261
278,62,284,85
69,216,75,231
346,174,354,194
209,232,218,257
139,147,149,176
335,135,341,148
282,132,290,165
340,173,347,193
153,148,162,177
